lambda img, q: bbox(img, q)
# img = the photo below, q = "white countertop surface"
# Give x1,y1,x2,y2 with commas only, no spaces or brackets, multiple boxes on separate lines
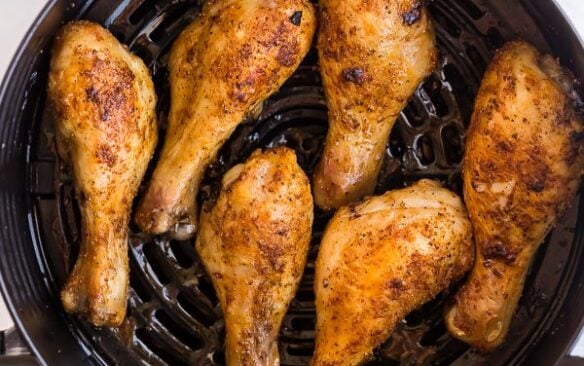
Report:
0,0,583,361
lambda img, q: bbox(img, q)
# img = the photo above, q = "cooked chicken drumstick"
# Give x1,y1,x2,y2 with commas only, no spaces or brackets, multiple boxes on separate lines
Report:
444,41,584,351
313,180,474,365
313,0,438,210
196,147,313,366
135,0,316,239
48,21,157,326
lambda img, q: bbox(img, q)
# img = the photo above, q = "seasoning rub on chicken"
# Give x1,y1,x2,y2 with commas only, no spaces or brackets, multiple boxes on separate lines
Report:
197,148,314,366
444,41,584,351
313,0,438,210
135,0,316,239
313,180,474,365
48,21,158,326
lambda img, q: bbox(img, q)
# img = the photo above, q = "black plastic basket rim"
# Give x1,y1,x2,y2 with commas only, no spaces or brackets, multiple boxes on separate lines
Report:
0,1,583,366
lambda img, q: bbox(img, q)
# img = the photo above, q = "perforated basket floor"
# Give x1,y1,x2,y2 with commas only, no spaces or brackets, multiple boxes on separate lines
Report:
22,0,583,365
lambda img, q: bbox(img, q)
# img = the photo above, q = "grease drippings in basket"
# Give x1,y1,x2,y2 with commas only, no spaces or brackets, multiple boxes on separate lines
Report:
45,0,583,365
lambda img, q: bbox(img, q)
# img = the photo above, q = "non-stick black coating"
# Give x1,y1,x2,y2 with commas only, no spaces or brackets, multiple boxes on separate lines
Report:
0,0,583,365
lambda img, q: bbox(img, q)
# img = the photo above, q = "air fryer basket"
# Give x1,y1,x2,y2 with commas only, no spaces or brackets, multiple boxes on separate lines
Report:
0,0,583,365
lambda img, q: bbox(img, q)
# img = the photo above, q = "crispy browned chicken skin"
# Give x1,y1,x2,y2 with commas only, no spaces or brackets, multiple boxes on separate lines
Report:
48,21,157,326
444,41,584,351
313,0,438,210
313,180,474,365
196,147,314,366
135,0,316,239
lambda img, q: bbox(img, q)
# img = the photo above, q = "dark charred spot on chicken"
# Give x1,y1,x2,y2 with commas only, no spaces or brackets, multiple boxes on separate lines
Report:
528,179,545,192
272,169,283,183
341,67,369,85
495,139,514,152
239,44,253,61
258,22,287,49
276,42,298,67
403,1,422,26
101,109,110,122
502,74,517,94
388,279,404,289
259,241,285,272
387,278,406,300
570,130,584,143
86,86,99,102
341,115,361,130
566,130,584,165
290,11,302,26
348,202,362,219
186,47,196,63
84,57,136,128
479,159,497,174
482,241,517,264
96,144,116,167
233,88,247,103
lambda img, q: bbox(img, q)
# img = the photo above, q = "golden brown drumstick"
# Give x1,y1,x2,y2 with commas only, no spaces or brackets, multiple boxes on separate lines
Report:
313,0,438,210
313,180,474,365
444,41,584,351
197,147,313,366
135,0,316,239
48,21,157,326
